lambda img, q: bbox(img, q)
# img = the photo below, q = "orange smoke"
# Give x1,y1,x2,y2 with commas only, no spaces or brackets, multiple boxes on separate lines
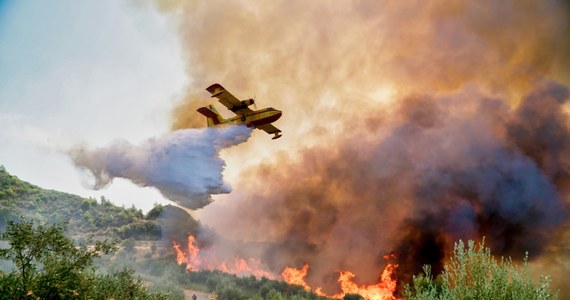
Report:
155,0,570,138
173,235,275,278
282,256,399,300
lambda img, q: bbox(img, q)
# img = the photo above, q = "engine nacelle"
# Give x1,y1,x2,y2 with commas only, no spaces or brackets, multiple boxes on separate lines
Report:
230,99,256,112
241,99,255,106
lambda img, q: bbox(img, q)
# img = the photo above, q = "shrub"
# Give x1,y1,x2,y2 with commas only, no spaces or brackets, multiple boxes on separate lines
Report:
404,239,557,300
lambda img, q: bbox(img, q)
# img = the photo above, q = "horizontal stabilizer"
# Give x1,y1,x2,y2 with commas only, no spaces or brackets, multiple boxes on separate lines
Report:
196,106,223,126
196,107,219,119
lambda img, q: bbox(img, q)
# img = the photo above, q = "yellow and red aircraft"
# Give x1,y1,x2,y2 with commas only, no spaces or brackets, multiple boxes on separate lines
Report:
197,83,283,139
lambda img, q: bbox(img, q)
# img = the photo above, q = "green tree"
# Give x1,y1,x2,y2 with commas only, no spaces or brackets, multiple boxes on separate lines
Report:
0,219,114,298
404,239,558,300
146,203,164,220
0,219,170,299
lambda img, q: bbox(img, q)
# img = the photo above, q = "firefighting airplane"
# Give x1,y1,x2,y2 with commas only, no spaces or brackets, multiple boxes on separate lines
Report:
197,83,283,139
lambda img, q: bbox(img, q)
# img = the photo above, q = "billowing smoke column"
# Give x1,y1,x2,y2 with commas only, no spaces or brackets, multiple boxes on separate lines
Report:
394,82,570,284
151,0,570,296
69,126,252,209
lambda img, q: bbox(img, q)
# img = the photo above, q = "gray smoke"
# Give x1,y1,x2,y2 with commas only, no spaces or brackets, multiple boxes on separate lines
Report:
69,126,252,209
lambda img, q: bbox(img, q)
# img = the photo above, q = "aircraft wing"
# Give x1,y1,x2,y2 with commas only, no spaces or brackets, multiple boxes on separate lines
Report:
206,83,254,115
257,123,282,139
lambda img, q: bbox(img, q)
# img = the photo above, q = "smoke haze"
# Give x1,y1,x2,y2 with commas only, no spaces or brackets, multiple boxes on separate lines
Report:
69,126,252,209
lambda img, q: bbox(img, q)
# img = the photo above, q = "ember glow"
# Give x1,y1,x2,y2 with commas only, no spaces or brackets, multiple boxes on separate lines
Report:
282,257,399,300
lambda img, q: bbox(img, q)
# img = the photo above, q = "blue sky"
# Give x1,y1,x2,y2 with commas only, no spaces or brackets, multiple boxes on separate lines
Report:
0,1,187,211
0,0,8,20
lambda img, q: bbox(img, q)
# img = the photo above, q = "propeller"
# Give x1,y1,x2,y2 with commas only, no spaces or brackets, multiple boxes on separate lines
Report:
253,95,258,110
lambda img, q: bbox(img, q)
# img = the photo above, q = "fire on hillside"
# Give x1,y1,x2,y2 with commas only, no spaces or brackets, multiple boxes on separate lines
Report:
173,235,399,299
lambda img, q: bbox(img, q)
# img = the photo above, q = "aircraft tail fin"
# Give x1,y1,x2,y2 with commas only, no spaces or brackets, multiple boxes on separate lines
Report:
196,105,226,127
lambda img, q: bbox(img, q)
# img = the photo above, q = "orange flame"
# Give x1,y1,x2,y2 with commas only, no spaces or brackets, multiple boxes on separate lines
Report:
186,235,201,270
172,235,275,278
175,235,399,299
281,263,311,290
172,241,187,264
218,257,274,278
282,256,399,300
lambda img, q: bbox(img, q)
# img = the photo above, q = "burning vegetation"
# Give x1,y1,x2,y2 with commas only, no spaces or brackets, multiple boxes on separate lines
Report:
173,235,275,279
173,235,400,299
281,258,399,300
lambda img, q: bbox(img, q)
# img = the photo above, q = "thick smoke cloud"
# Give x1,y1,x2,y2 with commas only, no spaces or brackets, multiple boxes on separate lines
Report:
393,82,570,284
202,82,570,292
69,126,252,209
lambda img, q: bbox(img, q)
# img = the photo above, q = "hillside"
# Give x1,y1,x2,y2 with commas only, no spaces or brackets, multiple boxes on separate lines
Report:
0,165,200,241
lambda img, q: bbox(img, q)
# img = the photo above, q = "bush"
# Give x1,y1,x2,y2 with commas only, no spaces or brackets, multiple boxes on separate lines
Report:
216,281,248,300
404,239,558,300
266,288,286,300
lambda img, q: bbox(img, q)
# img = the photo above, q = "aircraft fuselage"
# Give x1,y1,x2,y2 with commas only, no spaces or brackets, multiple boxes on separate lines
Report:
226,107,282,128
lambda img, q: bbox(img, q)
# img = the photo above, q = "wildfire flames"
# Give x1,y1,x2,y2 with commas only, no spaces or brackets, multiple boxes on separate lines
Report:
281,256,399,300
173,235,274,279
174,235,399,299
173,235,201,270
